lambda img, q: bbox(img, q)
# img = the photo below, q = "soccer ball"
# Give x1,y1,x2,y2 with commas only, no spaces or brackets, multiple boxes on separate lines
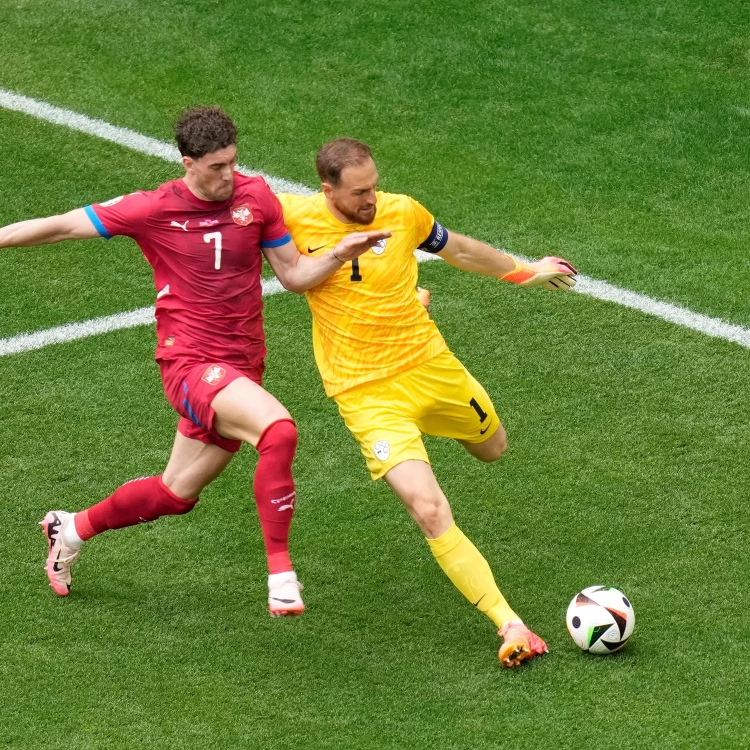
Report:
566,586,635,654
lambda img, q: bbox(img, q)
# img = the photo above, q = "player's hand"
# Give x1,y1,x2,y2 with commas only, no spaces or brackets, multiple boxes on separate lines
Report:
332,231,392,261
500,256,578,290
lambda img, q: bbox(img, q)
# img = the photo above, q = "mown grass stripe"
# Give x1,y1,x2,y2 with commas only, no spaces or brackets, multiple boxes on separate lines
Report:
0,277,285,355
0,88,314,196
1,88,749,354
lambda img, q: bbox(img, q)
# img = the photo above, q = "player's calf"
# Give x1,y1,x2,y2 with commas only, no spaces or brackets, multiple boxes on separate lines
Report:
86,475,198,532
40,477,199,596
460,423,507,463
254,419,299,575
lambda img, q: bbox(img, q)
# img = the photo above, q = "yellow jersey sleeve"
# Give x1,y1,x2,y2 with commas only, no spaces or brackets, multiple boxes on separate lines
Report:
409,196,437,249
278,191,448,397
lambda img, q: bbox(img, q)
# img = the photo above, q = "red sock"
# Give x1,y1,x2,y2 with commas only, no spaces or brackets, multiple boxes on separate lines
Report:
74,475,197,540
254,419,298,574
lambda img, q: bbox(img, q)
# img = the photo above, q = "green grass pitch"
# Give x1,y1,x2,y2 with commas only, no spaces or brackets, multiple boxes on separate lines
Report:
0,1,748,748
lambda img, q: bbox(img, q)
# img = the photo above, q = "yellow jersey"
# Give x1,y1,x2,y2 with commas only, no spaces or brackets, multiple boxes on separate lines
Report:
277,191,448,396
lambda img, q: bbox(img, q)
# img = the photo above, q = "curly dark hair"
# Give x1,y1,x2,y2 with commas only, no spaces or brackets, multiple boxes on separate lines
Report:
315,138,374,185
174,106,238,159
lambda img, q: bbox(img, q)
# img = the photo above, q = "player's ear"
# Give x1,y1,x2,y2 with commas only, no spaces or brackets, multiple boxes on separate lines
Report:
321,182,334,199
182,155,194,173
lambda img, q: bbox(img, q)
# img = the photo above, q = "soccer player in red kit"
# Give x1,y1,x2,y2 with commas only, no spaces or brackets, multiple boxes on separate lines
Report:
0,107,388,614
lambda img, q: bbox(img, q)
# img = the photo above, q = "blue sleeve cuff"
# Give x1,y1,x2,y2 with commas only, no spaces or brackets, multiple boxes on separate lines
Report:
261,232,291,249
418,221,448,253
84,205,112,240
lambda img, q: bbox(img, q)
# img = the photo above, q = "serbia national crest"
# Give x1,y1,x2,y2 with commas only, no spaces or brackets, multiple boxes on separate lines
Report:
231,204,253,226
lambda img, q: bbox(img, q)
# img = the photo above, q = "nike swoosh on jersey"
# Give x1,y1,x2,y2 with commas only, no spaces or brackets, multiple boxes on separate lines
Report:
307,245,327,253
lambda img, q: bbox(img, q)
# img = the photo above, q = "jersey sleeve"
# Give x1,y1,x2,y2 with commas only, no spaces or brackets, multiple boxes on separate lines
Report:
409,196,449,254
276,192,292,215
259,183,292,249
85,192,153,240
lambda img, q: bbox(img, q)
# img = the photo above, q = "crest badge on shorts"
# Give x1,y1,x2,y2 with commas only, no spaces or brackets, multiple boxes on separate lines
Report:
231,204,253,226
373,440,391,461
201,365,227,385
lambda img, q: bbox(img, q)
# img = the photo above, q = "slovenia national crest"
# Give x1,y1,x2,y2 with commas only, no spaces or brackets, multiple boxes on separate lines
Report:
231,204,253,226
371,238,387,255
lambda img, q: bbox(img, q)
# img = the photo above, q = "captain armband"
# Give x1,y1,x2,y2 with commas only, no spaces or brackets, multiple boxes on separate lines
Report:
417,221,449,253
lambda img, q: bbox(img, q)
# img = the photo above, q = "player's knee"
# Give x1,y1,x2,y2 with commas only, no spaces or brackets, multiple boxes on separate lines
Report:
490,432,509,461
257,418,298,457
404,491,450,536
478,426,508,462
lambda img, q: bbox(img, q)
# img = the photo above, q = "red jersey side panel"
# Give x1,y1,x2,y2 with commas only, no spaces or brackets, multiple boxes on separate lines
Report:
86,175,290,371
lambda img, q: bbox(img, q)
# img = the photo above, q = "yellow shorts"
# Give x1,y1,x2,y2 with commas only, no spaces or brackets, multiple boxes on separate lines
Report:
334,350,501,480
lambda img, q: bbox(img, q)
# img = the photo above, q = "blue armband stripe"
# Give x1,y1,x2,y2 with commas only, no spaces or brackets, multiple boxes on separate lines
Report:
84,205,111,240
418,221,448,253
261,232,291,249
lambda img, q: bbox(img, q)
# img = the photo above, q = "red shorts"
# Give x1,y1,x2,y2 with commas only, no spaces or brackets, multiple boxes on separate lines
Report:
159,359,264,454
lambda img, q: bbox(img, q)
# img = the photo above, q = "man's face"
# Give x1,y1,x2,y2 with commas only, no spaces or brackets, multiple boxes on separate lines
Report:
183,144,237,202
324,158,379,225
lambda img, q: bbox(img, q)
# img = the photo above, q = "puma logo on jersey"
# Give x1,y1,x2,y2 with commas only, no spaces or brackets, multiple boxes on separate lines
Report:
170,220,189,231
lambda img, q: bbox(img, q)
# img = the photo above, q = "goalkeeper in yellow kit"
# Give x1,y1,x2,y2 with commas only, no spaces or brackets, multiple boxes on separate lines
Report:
278,138,577,667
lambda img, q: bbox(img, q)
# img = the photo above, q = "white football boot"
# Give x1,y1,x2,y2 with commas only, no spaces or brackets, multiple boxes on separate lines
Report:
40,510,81,596
268,571,305,617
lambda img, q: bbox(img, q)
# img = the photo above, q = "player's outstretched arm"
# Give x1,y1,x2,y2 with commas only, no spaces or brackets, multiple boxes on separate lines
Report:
0,208,101,249
263,230,391,293
438,231,577,290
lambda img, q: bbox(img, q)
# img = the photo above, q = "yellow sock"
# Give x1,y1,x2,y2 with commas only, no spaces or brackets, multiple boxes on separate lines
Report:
426,522,519,630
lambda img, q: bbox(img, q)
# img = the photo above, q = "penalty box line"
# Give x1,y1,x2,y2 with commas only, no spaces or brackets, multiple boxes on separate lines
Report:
1,88,749,356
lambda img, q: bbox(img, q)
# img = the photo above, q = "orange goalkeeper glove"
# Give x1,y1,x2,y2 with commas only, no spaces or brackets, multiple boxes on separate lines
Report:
500,256,578,290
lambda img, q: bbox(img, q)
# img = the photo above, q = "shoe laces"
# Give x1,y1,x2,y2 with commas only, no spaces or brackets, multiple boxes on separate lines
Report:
54,549,80,567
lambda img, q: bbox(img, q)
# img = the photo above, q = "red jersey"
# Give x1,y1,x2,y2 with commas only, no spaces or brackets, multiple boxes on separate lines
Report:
85,174,290,370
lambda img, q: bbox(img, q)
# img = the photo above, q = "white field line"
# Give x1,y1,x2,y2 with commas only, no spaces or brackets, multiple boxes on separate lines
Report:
0,277,283,356
1,89,749,356
573,277,750,349
0,89,314,196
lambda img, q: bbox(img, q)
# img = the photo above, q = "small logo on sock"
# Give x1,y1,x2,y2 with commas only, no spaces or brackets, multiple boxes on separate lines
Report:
271,491,296,512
